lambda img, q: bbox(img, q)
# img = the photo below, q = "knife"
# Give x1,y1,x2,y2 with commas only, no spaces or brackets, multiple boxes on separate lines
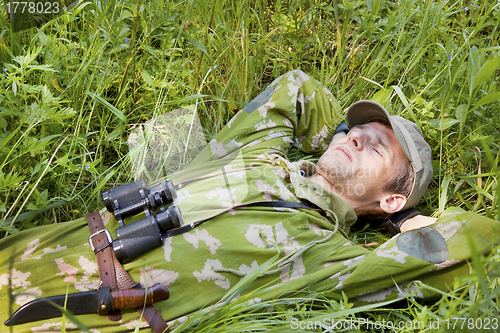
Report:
4,284,169,326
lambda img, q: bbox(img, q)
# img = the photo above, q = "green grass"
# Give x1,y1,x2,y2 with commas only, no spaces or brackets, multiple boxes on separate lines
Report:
1,0,500,331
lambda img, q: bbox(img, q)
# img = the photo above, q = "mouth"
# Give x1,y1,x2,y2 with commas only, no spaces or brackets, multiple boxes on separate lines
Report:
336,147,352,162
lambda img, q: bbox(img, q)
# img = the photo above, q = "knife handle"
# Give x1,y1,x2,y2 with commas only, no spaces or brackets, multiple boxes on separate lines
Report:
110,284,169,310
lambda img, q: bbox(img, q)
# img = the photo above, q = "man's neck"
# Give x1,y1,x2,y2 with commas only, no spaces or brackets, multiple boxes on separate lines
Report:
307,173,379,215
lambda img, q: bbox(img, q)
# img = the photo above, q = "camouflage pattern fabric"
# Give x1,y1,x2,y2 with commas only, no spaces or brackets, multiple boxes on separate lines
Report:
1,71,498,332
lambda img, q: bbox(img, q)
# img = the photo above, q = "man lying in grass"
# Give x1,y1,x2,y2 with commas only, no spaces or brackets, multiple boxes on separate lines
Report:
1,70,498,332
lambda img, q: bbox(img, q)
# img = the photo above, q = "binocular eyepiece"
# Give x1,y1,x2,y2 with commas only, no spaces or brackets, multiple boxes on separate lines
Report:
102,179,177,225
101,179,184,261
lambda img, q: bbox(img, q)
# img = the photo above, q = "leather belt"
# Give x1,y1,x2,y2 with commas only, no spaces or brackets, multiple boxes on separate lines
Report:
86,212,169,333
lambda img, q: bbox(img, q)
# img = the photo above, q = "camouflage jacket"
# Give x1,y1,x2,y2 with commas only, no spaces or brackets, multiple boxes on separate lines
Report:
1,70,498,332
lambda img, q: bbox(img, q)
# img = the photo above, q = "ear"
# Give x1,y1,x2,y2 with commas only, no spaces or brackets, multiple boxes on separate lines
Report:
379,193,407,214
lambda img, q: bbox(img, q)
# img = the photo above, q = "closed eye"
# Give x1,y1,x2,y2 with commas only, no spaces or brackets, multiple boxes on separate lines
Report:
373,147,382,157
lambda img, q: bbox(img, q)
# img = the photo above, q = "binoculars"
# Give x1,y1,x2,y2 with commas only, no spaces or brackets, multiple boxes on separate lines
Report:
102,179,183,261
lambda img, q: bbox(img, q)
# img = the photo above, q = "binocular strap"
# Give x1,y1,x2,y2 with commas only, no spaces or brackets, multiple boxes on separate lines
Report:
165,200,321,238
86,212,170,333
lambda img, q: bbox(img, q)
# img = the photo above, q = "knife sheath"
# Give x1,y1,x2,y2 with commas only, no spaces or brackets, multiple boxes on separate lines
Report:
5,284,169,326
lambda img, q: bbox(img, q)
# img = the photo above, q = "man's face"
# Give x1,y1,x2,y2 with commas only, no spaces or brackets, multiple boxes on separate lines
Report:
315,122,408,203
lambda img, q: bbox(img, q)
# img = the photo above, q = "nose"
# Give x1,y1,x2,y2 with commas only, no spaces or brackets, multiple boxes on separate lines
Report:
348,131,364,151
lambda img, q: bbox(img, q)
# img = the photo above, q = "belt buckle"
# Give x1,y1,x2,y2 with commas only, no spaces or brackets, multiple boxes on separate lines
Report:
89,229,112,252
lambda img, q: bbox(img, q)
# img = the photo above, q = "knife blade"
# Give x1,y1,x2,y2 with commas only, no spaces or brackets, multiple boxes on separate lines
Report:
4,284,169,326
